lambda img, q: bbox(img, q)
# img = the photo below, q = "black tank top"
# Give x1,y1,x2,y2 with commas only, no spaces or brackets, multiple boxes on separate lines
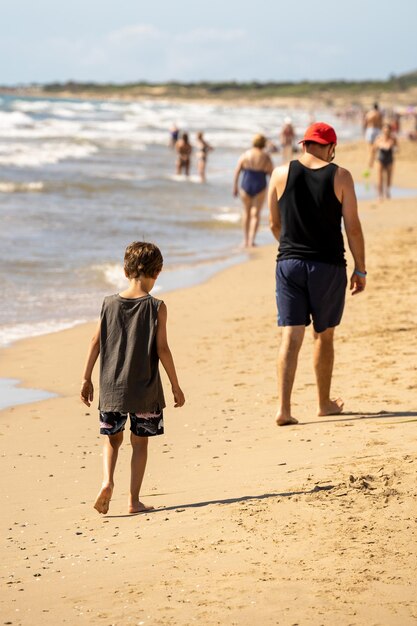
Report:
99,294,166,413
278,160,345,266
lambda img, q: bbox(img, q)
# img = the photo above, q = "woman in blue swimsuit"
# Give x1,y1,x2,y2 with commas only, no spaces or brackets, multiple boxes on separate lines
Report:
233,134,274,247
369,123,398,200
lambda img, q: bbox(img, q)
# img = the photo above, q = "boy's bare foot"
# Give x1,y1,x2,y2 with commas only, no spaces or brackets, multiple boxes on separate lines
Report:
94,484,113,514
317,397,344,416
276,413,299,426
128,501,155,515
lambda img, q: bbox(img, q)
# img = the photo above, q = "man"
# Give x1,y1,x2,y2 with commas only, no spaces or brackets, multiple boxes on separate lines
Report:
363,103,383,146
268,122,366,426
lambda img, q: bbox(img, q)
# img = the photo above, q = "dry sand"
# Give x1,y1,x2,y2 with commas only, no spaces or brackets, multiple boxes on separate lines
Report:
1,141,417,625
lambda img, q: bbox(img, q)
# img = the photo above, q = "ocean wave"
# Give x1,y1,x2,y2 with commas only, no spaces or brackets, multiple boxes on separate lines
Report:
166,174,202,184
0,141,98,167
0,103,281,148
104,172,148,181
12,99,96,115
0,110,34,128
212,211,241,224
94,263,126,290
0,318,88,348
0,181,44,193
93,263,163,294
12,99,52,113
0,97,361,152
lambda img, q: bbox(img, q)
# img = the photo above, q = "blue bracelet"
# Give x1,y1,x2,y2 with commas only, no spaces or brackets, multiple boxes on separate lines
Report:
354,269,367,278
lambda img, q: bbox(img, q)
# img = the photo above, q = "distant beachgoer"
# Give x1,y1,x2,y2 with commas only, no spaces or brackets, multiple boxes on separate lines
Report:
268,122,366,426
233,134,274,248
408,112,417,140
369,123,398,200
280,117,296,162
80,241,185,515
363,103,383,149
169,124,180,148
266,138,279,154
175,132,192,176
196,131,213,182
390,112,401,134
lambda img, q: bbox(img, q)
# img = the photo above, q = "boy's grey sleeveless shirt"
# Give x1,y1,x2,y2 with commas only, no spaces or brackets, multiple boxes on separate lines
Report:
98,294,166,413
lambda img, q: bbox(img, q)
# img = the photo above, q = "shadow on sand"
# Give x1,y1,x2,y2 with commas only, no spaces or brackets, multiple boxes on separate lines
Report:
102,411,417,520
103,484,334,519
301,410,417,426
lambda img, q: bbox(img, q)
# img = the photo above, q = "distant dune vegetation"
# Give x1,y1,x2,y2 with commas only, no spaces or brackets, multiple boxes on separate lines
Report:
3,70,417,103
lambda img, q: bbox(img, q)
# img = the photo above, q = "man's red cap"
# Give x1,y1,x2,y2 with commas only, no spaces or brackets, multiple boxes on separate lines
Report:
299,122,337,145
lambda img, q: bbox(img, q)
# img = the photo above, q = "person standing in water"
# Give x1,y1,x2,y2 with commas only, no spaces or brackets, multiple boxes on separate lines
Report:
175,132,192,176
369,123,398,200
196,131,213,183
280,117,296,162
169,124,180,148
233,134,274,248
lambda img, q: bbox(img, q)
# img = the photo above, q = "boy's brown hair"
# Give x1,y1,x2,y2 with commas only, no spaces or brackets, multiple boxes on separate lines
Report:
124,241,163,279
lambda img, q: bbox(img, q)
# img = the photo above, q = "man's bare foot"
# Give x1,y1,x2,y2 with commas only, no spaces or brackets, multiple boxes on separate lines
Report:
128,501,155,515
276,414,299,426
317,397,344,416
94,484,113,514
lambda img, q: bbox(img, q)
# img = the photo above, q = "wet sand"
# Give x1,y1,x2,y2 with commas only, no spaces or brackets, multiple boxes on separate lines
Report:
1,140,417,625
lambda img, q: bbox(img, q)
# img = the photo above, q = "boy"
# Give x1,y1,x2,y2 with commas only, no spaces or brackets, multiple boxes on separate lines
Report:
80,241,185,515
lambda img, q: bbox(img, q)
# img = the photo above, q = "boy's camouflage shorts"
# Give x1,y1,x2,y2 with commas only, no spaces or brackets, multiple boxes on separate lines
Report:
99,410,164,437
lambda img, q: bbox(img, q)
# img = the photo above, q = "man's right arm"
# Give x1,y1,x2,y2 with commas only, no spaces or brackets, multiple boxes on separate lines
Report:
337,168,367,295
233,155,244,197
268,169,281,241
80,321,101,406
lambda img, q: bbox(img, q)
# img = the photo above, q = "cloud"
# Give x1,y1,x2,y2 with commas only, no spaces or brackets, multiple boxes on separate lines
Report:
179,27,246,44
107,24,163,44
30,24,250,82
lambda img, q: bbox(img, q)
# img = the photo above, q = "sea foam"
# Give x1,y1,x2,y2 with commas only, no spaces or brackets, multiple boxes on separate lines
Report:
0,141,98,167
0,319,88,348
0,181,44,193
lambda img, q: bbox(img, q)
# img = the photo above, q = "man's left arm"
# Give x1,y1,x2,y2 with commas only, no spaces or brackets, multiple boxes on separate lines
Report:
337,168,366,295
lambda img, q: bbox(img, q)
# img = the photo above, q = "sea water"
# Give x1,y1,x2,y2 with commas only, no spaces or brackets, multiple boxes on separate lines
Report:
0,94,366,347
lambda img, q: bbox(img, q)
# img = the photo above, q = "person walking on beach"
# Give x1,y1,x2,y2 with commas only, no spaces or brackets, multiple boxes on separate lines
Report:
80,241,185,514
369,122,398,200
175,132,192,176
196,131,213,183
233,134,274,248
280,117,296,162
268,122,366,426
363,103,383,152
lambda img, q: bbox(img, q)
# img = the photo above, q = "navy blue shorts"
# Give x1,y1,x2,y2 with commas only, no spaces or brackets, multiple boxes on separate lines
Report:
275,259,347,333
99,410,164,437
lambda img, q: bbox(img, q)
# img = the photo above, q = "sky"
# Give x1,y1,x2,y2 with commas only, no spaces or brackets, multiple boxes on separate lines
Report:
1,0,416,84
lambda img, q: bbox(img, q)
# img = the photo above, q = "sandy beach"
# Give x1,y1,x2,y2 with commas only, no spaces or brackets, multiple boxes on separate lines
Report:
1,140,417,625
